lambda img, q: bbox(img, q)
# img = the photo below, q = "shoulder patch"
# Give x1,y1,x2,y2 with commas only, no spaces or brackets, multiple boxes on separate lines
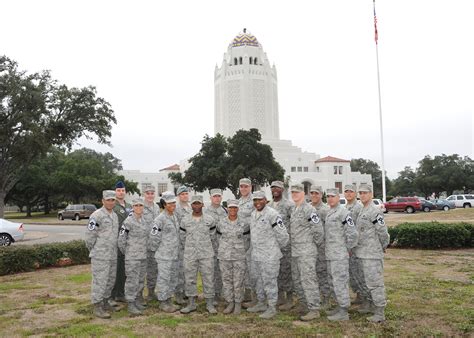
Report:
151,224,159,235
119,225,126,236
376,214,385,226
128,211,133,217
345,215,355,227
310,212,320,224
276,216,285,230
88,218,97,231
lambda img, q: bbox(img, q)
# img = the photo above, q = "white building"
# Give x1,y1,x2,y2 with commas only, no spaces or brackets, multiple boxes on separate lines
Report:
120,29,371,201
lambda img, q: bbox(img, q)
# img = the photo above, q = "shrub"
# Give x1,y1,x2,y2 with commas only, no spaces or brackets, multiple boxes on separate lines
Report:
389,222,473,249
0,240,90,276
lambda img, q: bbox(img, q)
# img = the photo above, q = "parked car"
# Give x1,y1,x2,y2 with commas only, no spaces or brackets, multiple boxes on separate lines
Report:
384,197,421,213
0,218,25,246
417,198,437,212
433,199,456,211
58,204,97,221
446,194,474,208
339,198,347,205
373,199,387,213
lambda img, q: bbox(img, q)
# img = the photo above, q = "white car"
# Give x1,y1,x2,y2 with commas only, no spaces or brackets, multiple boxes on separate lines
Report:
446,194,474,208
373,199,387,213
0,218,25,246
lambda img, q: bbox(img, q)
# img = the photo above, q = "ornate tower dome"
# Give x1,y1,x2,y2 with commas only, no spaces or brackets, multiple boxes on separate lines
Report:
230,28,261,48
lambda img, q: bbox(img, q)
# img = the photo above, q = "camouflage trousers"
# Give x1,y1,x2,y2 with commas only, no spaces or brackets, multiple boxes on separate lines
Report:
111,251,126,299
316,245,332,303
143,250,158,297
125,259,146,302
357,259,387,307
278,244,292,293
292,255,320,311
156,259,179,301
254,260,280,307
349,253,364,295
219,259,246,303
327,258,350,308
184,258,215,298
175,249,185,295
214,253,222,297
90,258,117,304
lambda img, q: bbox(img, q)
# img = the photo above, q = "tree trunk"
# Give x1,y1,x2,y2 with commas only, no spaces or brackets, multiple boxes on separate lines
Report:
26,204,32,217
0,190,6,218
44,195,50,214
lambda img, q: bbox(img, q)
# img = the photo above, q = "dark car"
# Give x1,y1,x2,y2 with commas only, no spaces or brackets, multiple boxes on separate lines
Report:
58,204,97,221
418,198,437,212
384,197,421,213
433,199,456,211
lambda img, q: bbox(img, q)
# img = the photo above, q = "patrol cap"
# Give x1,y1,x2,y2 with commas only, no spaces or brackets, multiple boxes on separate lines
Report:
310,185,323,193
144,185,155,193
252,191,266,200
239,178,251,186
326,188,339,196
103,190,116,200
162,193,177,203
115,181,125,189
210,188,223,197
132,197,144,206
270,181,284,189
190,195,203,204
227,199,239,208
177,186,189,195
358,183,373,192
344,184,356,192
290,184,304,192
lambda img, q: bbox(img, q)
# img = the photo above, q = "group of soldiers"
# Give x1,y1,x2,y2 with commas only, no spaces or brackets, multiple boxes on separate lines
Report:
85,178,389,323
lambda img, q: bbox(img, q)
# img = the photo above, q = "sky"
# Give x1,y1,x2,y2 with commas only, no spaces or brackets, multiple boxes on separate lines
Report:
2,0,473,178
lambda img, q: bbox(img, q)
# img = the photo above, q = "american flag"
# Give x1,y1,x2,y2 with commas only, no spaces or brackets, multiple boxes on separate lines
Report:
373,0,379,44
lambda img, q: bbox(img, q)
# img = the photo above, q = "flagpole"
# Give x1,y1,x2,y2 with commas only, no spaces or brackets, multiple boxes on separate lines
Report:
373,0,386,202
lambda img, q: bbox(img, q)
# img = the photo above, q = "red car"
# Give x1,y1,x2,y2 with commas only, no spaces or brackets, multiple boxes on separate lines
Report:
384,197,421,213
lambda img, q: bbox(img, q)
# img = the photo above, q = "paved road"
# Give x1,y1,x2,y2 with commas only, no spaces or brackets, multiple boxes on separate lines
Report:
17,223,86,245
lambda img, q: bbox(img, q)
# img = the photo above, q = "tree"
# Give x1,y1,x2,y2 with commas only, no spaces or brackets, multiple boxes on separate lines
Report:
170,129,285,196
389,166,418,197
415,154,473,197
0,56,116,217
227,129,284,195
350,158,391,199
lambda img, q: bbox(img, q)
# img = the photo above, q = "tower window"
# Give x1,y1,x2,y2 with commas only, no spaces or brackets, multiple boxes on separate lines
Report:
254,57,258,65
234,58,237,65
249,57,253,65
239,57,242,64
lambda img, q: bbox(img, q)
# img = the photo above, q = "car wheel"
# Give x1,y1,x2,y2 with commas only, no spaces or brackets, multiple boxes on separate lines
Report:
463,203,471,208
74,214,80,221
0,233,13,246
406,206,415,214
443,205,449,211
58,214,64,220
423,206,430,212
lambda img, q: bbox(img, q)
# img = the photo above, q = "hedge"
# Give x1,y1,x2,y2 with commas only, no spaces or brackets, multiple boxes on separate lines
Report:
388,222,473,249
0,240,90,276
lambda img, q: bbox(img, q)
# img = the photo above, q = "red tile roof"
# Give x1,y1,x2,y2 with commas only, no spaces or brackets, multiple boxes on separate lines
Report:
159,164,180,171
315,156,351,163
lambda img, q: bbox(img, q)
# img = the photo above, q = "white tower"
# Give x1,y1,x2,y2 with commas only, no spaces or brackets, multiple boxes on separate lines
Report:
214,29,279,140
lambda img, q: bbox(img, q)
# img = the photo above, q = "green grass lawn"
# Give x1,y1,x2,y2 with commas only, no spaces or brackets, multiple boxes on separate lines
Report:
0,248,472,337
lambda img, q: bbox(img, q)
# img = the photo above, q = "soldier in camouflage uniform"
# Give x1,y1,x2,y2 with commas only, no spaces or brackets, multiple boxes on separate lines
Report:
205,188,227,303
174,185,191,305
148,193,181,313
142,185,160,303
118,198,148,316
268,180,295,310
112,181,132,303
237,178,256,307
85,190,119,319
310,185,332,308
344,184,365,304
247,191,289,319
353,183,389,322
324,188,359,321
289,184,325,321
217,199,249,315
180,195,218,314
